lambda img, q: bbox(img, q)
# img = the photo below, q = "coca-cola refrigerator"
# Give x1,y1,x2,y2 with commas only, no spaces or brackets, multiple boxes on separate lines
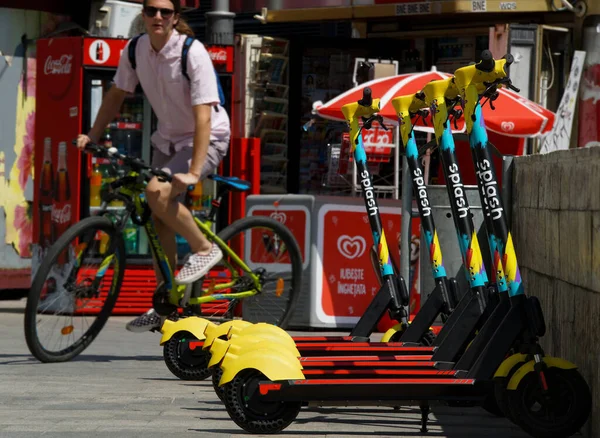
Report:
33,36,237,313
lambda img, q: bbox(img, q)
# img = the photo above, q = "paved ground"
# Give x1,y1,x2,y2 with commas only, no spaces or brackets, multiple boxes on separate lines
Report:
0,299,532,438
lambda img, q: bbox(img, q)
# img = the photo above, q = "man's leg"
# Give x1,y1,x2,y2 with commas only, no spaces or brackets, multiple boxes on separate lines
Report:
152,214,177,282
145,146,225,285
145,180,211,255
125,215,179,333
126,145,224,332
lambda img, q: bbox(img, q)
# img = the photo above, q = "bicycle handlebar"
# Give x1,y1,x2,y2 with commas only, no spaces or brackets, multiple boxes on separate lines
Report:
74,140,173,183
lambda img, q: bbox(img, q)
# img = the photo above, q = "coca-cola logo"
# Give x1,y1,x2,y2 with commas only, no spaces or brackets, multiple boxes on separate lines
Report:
51,203,72,225
88,40,111,65
208,50,228,62
362,126,393,148
44,55,73,75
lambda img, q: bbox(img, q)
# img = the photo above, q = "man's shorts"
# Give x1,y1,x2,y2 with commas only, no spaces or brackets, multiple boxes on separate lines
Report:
150,141,228,201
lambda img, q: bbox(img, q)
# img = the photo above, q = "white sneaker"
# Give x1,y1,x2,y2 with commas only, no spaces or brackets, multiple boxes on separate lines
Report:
175,244,223,285
126,308,162,333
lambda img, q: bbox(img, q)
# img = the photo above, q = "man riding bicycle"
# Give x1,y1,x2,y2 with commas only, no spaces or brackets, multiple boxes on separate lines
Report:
77,0,230,332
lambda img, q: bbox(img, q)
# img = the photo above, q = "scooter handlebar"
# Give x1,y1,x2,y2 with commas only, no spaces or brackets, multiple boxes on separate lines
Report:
358,87,373,107
476,50,495,73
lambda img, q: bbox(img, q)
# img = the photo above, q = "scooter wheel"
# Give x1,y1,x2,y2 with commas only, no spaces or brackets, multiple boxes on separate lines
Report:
223,369,301,434
506,368,591,438
389,328,436,346
212,366,225,401
492,360,526,419
163,331,211,381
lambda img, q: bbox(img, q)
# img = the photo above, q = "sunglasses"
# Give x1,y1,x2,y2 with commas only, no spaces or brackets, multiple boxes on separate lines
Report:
143,6,175,18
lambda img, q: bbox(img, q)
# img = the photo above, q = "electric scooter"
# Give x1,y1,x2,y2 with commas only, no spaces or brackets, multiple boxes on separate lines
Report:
452,51,592,435
213,56,591,438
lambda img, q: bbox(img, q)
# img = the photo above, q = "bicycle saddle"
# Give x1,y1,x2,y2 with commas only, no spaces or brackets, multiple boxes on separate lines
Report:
208,175,251,192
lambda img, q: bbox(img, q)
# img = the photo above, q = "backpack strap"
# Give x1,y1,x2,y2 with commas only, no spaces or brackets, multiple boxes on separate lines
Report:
181,36,227,108
181,36,195,81
128,34,143,70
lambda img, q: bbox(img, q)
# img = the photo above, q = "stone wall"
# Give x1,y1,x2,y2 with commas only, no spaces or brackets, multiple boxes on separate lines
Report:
512,146,600,437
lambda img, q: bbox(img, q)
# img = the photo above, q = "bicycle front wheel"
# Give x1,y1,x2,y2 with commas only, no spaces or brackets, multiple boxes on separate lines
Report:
25,216,126,362
214,216,302,329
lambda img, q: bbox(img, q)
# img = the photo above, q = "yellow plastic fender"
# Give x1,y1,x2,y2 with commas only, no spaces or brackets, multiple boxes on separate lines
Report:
380,322,434,343
493,353,528,379
159,317,216,346
231,323,294,343
203,320,253,349
219,347,304,386
381,324,404,342
506,357,578,390
208,338,232,368
232,328,297,351
208,335,300,368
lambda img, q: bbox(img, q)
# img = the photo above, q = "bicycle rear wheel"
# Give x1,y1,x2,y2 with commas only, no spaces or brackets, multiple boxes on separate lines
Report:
197,216,302,329
25,216,126,362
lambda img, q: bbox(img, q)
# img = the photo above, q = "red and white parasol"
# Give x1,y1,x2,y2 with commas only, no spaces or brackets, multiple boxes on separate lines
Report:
313,67,555,138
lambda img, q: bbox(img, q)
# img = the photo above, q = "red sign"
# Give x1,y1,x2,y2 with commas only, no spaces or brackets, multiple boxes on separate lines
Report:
248,207,309,269
206,45,234,73
34,37,83,265
338,126,394,173
317,206,421,324
83,38,128,68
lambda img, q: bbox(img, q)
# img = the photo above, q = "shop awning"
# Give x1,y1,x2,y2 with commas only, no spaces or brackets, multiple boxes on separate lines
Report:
256,0,556,23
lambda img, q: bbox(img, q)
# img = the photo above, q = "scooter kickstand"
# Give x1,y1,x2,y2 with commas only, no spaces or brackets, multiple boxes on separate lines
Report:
419,401,430,433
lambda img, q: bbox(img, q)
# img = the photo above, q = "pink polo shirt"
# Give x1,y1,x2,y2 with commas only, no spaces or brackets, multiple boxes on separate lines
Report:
113,30,220,155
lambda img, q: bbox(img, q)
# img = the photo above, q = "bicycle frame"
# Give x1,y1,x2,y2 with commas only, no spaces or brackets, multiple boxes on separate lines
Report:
95,170,263,309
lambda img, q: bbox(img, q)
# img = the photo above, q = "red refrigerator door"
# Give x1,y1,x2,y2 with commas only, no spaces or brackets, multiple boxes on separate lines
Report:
33,37,83,270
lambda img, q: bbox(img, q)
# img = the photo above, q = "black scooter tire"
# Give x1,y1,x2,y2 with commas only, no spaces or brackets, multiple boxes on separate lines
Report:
163,331,211,381
212,366,225,401
506,367,591,438
223,369,301,434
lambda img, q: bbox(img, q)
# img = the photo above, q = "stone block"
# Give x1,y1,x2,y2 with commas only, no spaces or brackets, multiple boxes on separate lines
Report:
545,210,560,277
513,207,533,271
566,161,591,211
591,163,600,211
512,163,523,208
558,211,592,289
541,163,562,210
528,208,547,275
592,212,600,293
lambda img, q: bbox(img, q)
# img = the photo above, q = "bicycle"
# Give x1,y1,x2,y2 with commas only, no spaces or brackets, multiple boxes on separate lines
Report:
24,142,302,363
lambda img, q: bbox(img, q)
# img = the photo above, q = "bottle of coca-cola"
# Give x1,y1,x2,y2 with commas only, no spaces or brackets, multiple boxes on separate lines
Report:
39,137,54,251
52,142,72,266
96,42,103,61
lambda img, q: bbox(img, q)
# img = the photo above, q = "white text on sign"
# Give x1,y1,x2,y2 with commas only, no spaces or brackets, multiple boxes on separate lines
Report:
396,2,431,15
499,2,517,10
472,0,487,11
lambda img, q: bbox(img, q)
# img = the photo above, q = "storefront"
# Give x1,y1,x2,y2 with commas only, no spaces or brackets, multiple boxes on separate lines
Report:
221,0,578,196
212,0,583,328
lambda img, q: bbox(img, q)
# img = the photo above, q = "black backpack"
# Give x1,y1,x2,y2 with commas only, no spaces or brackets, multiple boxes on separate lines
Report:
127,34,226,107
